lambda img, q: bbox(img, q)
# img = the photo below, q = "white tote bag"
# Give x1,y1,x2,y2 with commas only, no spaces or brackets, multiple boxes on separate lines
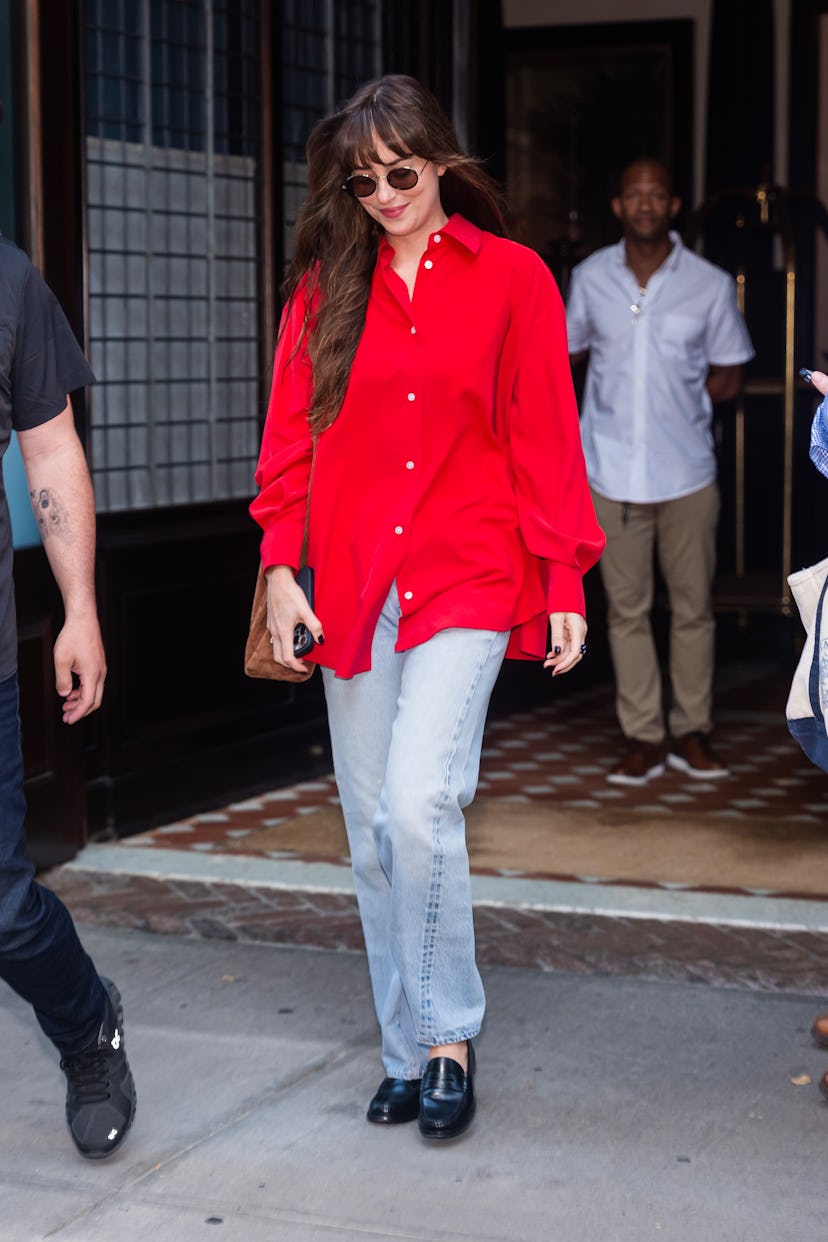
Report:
786,555,828,773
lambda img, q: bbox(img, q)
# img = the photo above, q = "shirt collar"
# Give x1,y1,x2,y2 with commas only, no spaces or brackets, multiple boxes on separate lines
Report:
377,213,482,266
441,213,483,253
614,229,684,272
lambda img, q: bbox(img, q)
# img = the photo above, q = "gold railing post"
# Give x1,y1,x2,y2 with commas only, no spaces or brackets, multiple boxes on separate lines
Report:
734,270,746,579
782,264,795,613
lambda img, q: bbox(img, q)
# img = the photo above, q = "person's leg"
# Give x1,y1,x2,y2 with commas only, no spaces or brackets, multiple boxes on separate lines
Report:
0,671,136,1158
386,625,507,1141
377,624,509,1064
656,483,719,739
0,673,105,1052
322,588,416,1080
323,605,508,1080
591,491,663,743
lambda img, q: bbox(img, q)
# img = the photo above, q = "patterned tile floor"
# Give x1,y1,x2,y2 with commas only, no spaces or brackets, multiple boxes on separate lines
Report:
115,678,827,881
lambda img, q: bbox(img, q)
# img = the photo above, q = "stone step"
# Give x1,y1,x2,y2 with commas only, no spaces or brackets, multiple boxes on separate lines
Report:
44,844,828,997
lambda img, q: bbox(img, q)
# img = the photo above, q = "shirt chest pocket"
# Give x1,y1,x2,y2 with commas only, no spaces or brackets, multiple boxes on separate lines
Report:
659,312,706,363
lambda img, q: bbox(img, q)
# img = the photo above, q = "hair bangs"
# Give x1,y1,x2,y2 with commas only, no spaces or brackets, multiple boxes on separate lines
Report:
337,90,431,173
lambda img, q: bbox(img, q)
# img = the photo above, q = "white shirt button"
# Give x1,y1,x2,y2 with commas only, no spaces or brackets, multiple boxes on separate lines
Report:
433,234,441,243
394,525,404,535
403,591,413,600
407,392,415,401
410,325,416,334
405,460,415,470
423,259,433,270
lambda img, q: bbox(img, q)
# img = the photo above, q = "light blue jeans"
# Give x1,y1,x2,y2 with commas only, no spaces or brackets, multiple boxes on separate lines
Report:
322,586,509,1080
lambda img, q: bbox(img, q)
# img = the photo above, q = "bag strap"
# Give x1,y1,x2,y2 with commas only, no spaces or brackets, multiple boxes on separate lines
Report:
807,570,828,722
299,434,317,570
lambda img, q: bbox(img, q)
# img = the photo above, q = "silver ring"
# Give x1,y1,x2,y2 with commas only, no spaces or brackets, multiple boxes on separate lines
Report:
580,643,587,655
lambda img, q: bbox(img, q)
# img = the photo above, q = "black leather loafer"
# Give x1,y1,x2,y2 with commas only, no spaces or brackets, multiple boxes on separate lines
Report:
366,1076,421,1124
418,1042,476,1141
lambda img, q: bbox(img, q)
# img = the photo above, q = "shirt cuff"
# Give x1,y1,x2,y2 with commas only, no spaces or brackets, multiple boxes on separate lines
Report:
546,562,586,617
259,524,303,573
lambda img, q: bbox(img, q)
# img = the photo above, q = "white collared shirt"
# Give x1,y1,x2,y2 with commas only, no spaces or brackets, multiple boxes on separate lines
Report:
566,232,755,503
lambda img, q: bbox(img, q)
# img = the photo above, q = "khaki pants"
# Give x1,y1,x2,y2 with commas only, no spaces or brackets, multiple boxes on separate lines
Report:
592,483,720,744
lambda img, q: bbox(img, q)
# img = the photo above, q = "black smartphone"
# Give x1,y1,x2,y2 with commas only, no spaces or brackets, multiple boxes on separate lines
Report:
293,566,315,658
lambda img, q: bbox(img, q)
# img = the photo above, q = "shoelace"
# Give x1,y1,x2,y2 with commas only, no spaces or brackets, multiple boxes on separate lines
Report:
61,1044,112,1104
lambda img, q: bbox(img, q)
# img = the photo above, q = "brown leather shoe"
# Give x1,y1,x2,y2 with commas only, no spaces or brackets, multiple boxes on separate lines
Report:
811,1014,828,1049
666,732,729,780
606,739,665,787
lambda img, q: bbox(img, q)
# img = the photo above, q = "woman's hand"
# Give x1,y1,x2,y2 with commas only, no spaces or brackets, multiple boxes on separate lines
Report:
544,612,587,676
265,565,324,672
810,370,828,397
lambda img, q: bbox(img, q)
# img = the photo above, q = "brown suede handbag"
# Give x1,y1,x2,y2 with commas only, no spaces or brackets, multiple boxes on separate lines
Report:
244,438,317,682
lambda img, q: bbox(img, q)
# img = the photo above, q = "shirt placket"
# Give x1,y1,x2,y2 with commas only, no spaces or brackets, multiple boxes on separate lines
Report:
401,232,445,611
380,236,445,614
629,260,669,500
627,269,648,499
396,362,419,610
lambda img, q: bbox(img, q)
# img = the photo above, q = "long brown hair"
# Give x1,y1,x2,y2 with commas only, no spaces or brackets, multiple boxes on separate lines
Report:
283,74,507,432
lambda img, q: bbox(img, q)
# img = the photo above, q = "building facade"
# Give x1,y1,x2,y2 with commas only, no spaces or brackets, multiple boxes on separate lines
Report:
1,0,826,862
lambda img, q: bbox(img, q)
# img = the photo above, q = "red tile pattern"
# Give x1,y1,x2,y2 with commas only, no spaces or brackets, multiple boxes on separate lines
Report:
116,682,827,901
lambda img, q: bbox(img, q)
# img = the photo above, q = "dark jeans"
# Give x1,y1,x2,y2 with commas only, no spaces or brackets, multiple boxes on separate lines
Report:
0,672,105,1054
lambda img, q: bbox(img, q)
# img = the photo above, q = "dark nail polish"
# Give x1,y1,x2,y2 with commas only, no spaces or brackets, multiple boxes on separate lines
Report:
553,645,562,655
317,634,325,645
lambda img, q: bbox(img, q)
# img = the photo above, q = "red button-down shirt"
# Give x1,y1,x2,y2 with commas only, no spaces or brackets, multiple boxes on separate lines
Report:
251,214,604,678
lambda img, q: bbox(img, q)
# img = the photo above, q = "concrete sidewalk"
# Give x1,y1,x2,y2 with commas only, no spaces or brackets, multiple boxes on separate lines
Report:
1,926,826,1242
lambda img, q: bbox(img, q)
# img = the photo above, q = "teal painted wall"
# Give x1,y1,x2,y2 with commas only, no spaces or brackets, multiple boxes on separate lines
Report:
6,436,40,547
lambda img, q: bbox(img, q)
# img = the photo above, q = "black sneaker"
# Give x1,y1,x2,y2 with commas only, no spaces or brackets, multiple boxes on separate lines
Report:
61,977,136,1159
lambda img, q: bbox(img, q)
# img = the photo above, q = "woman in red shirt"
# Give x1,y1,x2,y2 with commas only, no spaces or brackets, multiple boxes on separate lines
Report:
251,75,604,1141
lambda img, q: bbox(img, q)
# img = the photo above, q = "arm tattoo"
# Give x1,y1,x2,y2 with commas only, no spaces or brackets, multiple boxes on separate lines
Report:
29,488,72,542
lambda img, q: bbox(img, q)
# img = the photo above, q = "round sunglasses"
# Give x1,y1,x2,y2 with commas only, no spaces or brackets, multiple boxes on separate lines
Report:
342,161,428,199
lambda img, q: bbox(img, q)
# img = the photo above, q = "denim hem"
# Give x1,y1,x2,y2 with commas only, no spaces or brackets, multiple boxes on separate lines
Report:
420,1026,481,1048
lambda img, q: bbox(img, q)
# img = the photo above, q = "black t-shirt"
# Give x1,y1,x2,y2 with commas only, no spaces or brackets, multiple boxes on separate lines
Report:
0,236,95,680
